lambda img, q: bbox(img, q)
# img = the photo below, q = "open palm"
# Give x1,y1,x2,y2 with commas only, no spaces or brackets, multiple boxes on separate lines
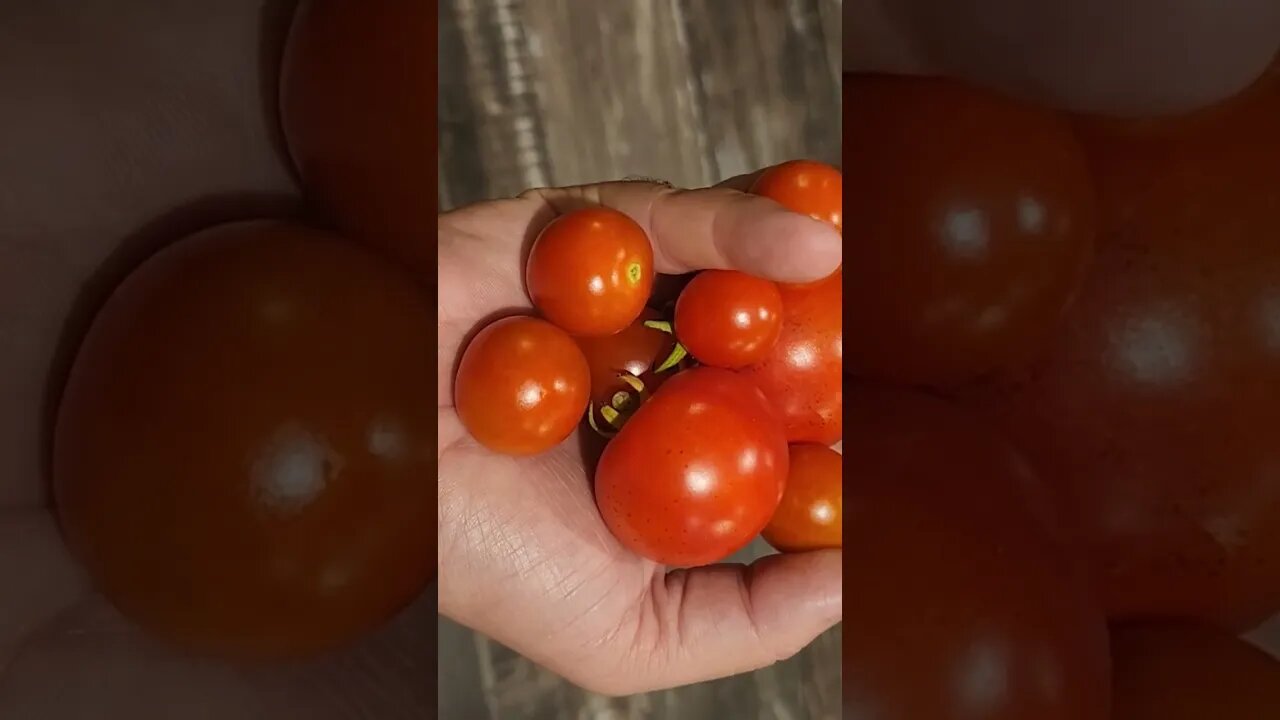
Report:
436,178,844,695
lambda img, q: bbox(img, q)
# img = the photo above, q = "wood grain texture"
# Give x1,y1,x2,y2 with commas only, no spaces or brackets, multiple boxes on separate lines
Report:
439,0,842,208
438,1,842,718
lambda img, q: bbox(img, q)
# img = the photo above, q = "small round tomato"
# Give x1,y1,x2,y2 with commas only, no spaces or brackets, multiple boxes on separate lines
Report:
674,270,782,368
526,208,654,337
844,73,1096,387
762,444,842,552
280,0,434,275
843,386,1111,720
53,221,436,660
1112,623,1280,719
750,159,843,233
595,367,788,566
739,269,842,444
454,316,590,455
574,307,682,429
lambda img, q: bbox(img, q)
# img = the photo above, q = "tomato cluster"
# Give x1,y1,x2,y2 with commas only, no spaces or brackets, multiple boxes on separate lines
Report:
843,63,1280,717
454,163,844,566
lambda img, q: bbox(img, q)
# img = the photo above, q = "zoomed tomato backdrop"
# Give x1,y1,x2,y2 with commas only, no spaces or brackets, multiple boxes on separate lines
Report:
844,74,1096,387
954,63,1280,630
843,386,1111,720
54,222,437,660
1111,623,1280,719
280,0,433,275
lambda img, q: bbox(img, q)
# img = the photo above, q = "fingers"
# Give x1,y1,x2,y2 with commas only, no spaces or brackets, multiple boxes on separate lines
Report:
603,549,842,695
526,179,842,284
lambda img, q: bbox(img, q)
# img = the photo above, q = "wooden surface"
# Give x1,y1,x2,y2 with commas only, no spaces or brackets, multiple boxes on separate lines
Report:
439,0,842,210
438,1,842,718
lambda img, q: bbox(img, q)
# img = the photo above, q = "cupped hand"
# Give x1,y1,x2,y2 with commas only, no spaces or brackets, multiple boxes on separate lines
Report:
436,175,844,696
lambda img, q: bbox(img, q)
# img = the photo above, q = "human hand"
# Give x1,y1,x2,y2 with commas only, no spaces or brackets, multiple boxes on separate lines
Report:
436,176,843,695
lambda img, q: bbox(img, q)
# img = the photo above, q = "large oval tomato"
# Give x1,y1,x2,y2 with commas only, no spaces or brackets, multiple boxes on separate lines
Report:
454,316,591,456
953,67,1280,630
750,159,842,233
843,74,1096,387
674,270,782,369
53,221,436,660
843,386,1111,720
761,443,842,552
740,269,842,444
526,207,654,337
280,0,433,275
595,367,787,567
1112,623,1280,719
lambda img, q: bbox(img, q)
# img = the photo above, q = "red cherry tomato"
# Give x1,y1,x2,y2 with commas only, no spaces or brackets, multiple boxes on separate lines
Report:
750,159,843,233
454,316,590,456
740,269,842,444
843,385,1111,720
844,74,1096,386
595,367,788,566
53,221,436,659
280,0,434,275
526,208,654,337
674,270,782,368
762,444,842,552
953,68,1280,629
1112,623,1280,719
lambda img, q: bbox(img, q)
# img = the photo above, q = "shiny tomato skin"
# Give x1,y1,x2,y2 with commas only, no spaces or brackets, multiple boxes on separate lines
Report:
762,444,842,552
595,367,788,567
280,0,434,275
750,159,843,233
526,208,655,337
1112,623,1280,719
843,385,1111,720
455,316,590,456
740,269,842,444
53,221,436,660
575,307,678,407
844,74,1096,387
674,270,783,368
954,68,1280,630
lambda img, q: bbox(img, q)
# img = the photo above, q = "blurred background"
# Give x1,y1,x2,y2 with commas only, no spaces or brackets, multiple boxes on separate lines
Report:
437,0,842,718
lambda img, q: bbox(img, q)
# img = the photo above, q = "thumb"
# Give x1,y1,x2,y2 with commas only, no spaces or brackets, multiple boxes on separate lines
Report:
526,180,842,284
613,549,842,694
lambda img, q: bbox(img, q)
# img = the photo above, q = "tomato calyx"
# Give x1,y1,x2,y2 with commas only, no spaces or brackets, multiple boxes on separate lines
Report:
583,319,692,439
641,319,689,372
587,372,647,437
